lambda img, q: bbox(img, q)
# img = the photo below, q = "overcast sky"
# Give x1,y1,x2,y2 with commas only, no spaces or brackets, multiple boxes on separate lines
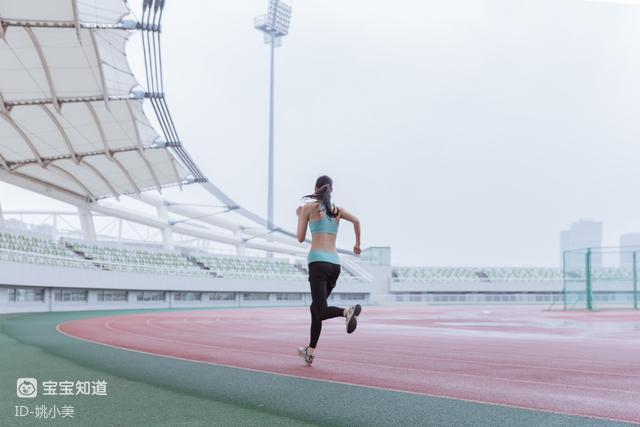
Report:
2,0,640,267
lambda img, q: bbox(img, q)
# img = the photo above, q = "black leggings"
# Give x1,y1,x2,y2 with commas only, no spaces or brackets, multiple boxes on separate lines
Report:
308,262,344,348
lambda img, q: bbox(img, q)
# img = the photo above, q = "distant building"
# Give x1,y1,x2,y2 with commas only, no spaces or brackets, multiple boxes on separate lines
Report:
619,233,640,268
560,220,602,268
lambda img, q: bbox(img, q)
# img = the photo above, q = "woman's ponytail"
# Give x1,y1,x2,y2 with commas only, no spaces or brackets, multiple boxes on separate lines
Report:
302,175,337,218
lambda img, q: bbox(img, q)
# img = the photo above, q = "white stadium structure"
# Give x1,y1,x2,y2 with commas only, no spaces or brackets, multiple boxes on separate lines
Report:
2,0,635,314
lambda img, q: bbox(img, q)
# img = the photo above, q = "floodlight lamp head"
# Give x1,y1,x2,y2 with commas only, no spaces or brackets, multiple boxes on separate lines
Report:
254,0,292,46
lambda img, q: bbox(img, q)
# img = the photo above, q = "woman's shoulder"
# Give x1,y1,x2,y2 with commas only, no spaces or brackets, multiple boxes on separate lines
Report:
302,201,320,212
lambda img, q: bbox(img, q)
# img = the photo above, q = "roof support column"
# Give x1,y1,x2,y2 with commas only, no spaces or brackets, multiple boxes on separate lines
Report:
0,199,5,229
77,205,96,242
117,218,123,243
0,91,7,113
234,228,245,256
52,213,59,240
157,204,173,250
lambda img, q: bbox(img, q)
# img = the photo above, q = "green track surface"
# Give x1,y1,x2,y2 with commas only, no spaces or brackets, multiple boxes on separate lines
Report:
0,309,631,426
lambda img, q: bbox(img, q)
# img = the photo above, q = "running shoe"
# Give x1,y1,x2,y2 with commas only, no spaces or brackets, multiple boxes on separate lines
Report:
345,304,361,334
297,346,314,366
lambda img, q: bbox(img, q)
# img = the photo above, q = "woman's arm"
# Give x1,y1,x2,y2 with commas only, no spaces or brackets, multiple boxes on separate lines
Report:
296,204,309,243
338,207,361,255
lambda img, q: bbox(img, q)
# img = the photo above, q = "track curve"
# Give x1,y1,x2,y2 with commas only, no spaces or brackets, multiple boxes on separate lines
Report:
57,306,640,424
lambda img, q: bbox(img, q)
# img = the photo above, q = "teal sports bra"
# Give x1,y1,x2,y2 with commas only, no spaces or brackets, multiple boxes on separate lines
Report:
308,204,339,235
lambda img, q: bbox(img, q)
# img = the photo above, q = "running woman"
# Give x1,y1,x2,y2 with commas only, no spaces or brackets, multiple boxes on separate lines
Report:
295,175,362,366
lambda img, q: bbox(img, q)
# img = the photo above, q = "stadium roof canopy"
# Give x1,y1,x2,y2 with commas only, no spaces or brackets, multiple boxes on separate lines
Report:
0,0,190,202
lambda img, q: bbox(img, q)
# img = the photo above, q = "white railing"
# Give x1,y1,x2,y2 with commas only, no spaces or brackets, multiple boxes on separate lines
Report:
342,257,374,282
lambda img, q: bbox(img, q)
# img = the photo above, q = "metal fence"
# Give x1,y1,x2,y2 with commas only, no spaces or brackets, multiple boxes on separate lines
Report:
561,246,640,310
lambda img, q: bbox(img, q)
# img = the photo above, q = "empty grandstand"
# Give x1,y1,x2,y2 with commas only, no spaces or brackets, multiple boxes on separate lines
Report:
0,215,574,312
2,209,587,312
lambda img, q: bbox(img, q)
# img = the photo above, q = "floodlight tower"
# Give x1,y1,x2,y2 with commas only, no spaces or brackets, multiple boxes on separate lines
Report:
255,0,292,231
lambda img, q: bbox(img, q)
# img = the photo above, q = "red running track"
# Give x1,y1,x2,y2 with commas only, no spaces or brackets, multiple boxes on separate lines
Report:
58,306,640,424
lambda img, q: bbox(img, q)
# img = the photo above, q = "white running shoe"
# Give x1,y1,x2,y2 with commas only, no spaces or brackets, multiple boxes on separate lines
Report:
346,304,362,334
297,346,314,366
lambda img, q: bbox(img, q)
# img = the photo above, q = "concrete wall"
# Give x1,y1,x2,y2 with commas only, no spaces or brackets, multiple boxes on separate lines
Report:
0,259,372,293
0,259,371,314
0,286,372,314
389,280,564,293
